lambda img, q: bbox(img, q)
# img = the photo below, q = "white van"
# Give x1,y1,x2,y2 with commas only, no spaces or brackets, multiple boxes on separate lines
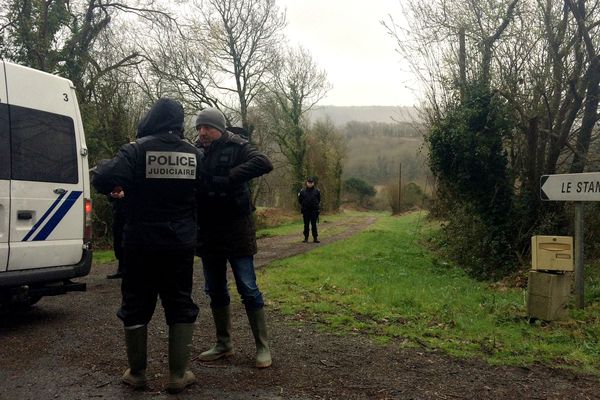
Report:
0,61,92,306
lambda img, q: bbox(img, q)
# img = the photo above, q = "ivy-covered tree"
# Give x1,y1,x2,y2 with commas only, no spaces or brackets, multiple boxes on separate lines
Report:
427,83,515,278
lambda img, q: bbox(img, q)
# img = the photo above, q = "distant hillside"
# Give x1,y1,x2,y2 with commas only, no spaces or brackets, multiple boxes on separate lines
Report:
309,105,419,125
307,105,429,189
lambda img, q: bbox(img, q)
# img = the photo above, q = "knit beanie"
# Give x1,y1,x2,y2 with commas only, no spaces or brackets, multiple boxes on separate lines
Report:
195,107,226,133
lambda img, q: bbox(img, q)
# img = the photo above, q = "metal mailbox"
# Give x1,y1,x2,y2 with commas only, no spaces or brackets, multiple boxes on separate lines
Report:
531,235,574,272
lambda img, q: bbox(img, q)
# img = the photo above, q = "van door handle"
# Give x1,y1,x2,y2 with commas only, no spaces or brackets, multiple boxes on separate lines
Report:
53,188,67,195
18,211,33,220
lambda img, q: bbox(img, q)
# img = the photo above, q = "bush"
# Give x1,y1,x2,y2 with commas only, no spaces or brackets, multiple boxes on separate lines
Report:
430,204,514,280
343,177,376,207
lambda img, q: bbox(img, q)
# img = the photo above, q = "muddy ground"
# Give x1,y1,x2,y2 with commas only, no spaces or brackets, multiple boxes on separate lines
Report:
1,215,599,400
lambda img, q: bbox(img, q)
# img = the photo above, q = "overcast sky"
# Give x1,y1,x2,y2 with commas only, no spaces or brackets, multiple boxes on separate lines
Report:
276,0,416,107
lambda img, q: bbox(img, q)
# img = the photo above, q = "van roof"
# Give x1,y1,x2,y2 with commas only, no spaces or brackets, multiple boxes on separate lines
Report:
2,60,75,87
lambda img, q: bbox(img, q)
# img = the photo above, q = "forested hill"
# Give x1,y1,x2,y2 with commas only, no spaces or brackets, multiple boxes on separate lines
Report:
307,106,428,187
309,106,418,125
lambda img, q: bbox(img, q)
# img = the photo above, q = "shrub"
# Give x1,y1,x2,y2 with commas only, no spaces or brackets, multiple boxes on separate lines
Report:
343,177,376,207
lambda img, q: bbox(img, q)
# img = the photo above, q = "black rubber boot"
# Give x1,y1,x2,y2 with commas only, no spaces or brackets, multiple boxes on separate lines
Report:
122,325,148,389
199,306,234,361
106,272,123,279
167,323,196,394
246,308,272,368
108,261,124,279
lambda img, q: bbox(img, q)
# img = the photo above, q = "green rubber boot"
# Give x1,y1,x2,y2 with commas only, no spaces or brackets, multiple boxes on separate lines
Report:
122,325,148,389
246,308,272,368
199,306,234,361
167,323,196,394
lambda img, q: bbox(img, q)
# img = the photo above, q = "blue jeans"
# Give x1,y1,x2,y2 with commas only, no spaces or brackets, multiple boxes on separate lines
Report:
201,255,264,311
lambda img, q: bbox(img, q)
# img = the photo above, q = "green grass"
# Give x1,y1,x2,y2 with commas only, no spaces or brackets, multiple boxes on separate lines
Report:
259,211,600,375
93,249,116,264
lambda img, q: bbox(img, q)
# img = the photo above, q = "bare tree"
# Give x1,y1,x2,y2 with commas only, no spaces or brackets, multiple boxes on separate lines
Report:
196,0,285,132
565,0,600,174
263,46,330,192
138,22,221,118
0,0,174,101
383,0,600,272
305,117,346,211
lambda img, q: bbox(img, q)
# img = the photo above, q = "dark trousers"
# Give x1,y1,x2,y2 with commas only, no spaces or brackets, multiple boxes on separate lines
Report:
201,255,264,311
112,207,125,272
118,247,199,327
303,211,318,239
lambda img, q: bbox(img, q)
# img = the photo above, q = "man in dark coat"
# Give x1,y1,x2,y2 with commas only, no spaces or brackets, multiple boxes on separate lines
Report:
92,98,201,394
298,177,321,243
194,107,273,369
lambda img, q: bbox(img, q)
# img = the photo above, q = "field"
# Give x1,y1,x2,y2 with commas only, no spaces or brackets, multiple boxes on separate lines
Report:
259,211,600,375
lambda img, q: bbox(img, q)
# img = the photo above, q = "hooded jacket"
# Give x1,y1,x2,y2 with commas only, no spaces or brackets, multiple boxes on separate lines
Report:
92,98,203,249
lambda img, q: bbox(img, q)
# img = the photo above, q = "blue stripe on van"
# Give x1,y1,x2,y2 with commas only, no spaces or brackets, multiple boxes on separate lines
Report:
22,191,67,241
32,191,82,241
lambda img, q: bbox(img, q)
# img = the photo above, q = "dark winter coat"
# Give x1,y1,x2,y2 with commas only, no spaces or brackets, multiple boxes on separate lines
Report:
92,98,202,250
195,131,273,257
298,187,321,214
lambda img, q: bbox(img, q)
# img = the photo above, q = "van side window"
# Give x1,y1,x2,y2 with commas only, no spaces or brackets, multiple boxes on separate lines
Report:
10,105,78,184
0,103,8,180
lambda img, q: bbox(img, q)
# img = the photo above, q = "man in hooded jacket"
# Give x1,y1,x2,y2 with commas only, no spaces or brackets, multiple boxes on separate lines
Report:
194,107,274,369
92,98,201,394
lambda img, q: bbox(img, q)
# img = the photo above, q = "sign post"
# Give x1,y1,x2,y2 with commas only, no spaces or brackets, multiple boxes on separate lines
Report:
574,203,584,308
540,172,600,309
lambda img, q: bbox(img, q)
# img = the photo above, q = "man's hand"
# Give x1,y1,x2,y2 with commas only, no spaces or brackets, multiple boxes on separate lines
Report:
110,186,125,199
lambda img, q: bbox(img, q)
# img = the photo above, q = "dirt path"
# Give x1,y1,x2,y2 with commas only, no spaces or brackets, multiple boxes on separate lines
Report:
1,215,598,400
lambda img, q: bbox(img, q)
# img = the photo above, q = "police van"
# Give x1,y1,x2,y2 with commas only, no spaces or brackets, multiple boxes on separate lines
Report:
0,61,92,306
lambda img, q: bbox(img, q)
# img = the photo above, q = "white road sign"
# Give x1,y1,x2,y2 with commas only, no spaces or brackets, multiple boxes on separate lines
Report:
540,172,600,201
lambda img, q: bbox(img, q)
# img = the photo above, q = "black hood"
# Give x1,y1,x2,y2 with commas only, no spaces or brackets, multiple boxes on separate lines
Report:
137,98,184,138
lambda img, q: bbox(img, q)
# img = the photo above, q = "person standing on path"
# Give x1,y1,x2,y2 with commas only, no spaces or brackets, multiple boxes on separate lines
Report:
92,98,202,394
298,177,321,243
194,107,274,369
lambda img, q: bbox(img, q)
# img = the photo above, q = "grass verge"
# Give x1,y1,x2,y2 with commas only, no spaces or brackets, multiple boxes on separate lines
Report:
259,211,600,375
92,249,116,265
